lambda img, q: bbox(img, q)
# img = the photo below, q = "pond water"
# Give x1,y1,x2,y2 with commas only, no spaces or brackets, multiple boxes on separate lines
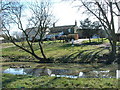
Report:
3,68,27,75
3,68,116,78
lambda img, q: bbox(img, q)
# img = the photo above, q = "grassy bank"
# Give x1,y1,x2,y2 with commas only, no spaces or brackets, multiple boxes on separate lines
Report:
2,73,119,88
1,39,119,89
2,39,111,63
1,62,118,72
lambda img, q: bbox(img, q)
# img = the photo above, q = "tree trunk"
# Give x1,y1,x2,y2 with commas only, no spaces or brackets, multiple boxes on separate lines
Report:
12,40,46,62
32,53,44,60
97,38,99,42
38,42,47,60
101,38,104,43
32,53,50,63
107,41,117,64
89,37,91,43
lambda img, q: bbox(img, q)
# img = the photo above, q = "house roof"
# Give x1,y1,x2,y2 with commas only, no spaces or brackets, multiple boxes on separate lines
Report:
25,27,49,34
49,25,75,34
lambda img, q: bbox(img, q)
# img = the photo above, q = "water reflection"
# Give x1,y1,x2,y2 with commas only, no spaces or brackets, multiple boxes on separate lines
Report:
3,68,26,75
2,68,116,78
56,75,78,78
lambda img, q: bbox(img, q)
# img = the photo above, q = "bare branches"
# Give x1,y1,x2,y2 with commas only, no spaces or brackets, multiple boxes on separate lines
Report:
28,1,52,43
80,0,118,63
114,1,120,12
0,0,11,13
2,0,54,62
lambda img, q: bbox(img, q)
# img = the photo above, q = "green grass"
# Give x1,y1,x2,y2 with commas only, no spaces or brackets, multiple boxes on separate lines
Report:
2,73,119,88
1,61,117,70
1,39,120,63
1,40,119,89
1,42,14,47
2,40,111,63
81,38,109,44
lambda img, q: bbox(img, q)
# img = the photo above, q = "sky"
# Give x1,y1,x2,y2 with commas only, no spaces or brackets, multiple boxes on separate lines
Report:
52,0,82,26
6,0,119,33
10,0,88,32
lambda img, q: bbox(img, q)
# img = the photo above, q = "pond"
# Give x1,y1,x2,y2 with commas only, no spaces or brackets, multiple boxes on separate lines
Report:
2,68,116,78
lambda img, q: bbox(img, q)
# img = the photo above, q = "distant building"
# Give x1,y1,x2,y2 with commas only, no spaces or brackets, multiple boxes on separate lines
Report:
23,27,50,41
47,21,79,40
49,21,78,35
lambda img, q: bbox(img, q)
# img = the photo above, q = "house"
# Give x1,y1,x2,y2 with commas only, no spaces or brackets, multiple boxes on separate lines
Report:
23,27,50,41
47,21,79,40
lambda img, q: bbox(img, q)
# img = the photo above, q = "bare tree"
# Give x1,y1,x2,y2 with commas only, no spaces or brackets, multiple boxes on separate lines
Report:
0,0,12,33
2,1,54,62
0,0,12,13
80,0,120,64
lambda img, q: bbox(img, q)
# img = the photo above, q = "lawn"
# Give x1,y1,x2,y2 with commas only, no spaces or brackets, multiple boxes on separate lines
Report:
2,73,119,88
1,39,120,89
1,39,112,63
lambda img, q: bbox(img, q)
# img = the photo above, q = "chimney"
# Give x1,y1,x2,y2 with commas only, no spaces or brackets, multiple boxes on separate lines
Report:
53,23,55,27
75,20,77,26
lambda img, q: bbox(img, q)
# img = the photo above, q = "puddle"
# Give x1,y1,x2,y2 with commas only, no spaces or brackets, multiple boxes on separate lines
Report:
2,68,116,78
3,68,27,75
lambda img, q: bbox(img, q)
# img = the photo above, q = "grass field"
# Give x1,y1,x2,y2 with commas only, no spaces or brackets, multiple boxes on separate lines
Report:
1,39,120,89
1,39,112,63
2,73,119,88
